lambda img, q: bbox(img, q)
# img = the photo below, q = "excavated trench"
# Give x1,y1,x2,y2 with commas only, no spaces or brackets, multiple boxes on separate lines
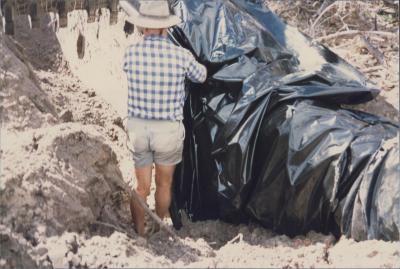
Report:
1,6,400,269
1,0,119,35
0,9,141,268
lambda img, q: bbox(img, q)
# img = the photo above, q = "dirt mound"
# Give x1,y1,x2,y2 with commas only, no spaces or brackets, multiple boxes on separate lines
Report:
0,226,42,269
12,14,64,71
0,124,130,241
35,231,166,268
0,33,57,132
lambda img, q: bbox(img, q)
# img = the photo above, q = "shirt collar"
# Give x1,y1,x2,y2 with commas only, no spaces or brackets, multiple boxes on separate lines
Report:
144,34,169,42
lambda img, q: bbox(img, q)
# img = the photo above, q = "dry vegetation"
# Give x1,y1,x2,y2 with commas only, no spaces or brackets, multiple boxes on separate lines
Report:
266,0,399,120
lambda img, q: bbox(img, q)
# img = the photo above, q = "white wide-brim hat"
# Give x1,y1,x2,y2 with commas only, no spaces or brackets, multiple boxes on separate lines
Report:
120,0,181,29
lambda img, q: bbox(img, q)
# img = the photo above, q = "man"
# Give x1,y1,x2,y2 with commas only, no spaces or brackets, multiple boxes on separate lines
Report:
122,0,207,236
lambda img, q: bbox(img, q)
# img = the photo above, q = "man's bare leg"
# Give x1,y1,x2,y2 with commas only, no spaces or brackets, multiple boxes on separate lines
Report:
154,164,176,220
130,165,152,236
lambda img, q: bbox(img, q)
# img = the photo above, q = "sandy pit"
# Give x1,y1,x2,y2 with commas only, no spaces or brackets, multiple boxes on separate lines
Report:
0,5,399,269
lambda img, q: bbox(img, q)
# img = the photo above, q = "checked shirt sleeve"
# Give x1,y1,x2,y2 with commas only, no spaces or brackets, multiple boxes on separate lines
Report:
185,52,207,83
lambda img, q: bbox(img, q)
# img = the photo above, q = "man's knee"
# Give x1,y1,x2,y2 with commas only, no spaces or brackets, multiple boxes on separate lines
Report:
136,185,151,197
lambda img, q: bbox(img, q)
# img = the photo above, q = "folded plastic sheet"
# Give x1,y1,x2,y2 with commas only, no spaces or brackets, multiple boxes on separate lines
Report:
166,0,399,241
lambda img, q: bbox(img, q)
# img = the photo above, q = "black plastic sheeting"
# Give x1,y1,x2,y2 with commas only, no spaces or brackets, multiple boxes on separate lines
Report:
165,0,399,241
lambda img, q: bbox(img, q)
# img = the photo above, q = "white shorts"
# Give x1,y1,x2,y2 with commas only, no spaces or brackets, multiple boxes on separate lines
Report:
127,117,185,167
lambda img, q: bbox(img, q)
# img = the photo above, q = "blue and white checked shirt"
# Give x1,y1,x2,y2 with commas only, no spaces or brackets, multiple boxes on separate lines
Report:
123,35,207,121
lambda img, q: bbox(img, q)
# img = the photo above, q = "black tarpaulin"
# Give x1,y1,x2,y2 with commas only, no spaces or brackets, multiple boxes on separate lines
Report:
164,0,399,241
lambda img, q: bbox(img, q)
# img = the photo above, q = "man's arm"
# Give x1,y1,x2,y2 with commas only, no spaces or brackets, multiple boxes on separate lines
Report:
185,52,207,83
123,47,131,73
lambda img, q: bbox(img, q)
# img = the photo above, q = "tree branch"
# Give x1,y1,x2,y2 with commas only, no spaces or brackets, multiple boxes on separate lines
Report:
310,0,341,36
129,187,180,241
360,35,386,65
315,30,398,42
361,66,384,73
